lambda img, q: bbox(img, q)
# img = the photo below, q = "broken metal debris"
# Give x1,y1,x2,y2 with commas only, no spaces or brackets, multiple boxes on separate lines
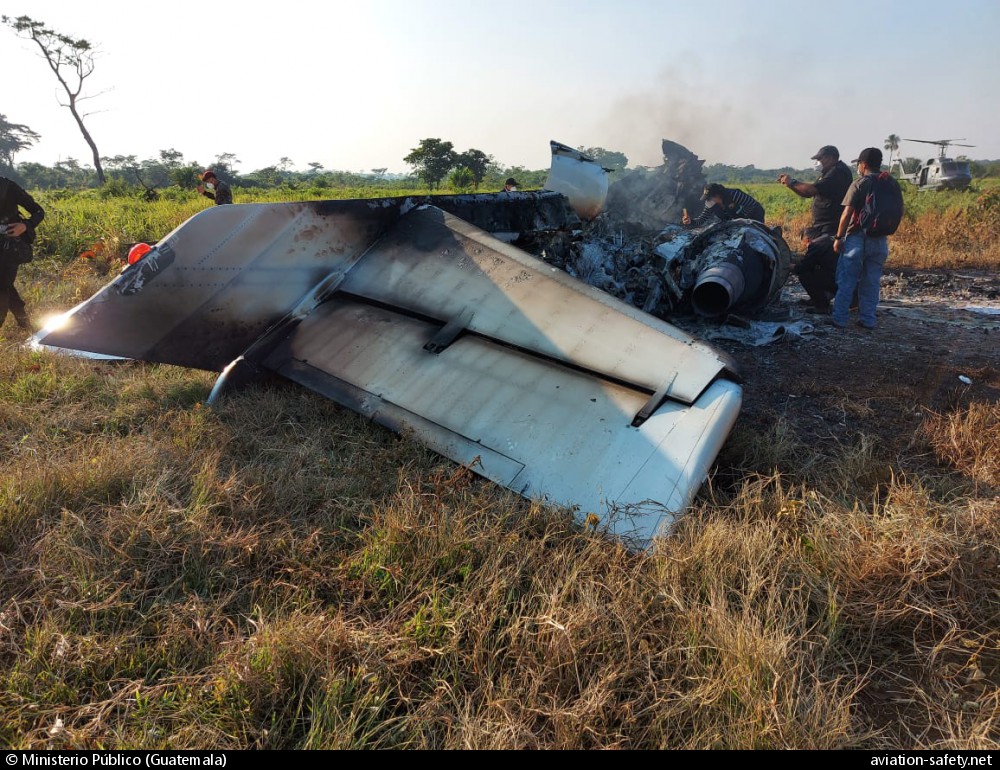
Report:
602,140,708,234
544,141,609,220
696,318,816,347
520,139,792,322
32,141,744,547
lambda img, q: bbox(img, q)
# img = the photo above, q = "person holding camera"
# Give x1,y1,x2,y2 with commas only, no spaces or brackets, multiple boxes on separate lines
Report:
196,170,233,205
0,176,45,332
778,145,853,312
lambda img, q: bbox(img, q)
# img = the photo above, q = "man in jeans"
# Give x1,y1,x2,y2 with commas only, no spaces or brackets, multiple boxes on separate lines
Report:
832,148,892,330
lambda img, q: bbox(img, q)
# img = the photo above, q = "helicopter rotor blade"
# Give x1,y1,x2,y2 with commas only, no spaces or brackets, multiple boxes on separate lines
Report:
901,138,968,146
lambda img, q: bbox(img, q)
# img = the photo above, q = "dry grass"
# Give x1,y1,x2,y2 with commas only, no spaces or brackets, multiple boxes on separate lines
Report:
920,403,1000,489
759,185,1000,272
1,200,999,748
1,319,999,748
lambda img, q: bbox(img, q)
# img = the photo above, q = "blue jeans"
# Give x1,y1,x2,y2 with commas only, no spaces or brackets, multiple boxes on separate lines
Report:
833,233,888,328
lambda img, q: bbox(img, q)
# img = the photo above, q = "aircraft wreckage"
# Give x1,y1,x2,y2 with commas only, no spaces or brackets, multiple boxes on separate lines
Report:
35,141,789,545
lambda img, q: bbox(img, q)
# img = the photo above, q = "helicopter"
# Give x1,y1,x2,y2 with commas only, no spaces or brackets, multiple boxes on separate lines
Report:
891,138,974,191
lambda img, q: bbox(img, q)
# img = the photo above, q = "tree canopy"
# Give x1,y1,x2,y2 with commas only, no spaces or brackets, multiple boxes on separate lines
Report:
4,15,106,183
403,138,457,190
577,146,628,173
0,114,41,170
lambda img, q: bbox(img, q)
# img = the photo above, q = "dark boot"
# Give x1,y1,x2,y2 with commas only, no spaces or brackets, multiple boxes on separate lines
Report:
13,311,35,332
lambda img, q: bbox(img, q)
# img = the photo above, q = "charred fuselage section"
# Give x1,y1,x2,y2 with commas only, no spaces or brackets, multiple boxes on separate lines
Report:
523,218,791,322
654,220,791,319
523,139,791,322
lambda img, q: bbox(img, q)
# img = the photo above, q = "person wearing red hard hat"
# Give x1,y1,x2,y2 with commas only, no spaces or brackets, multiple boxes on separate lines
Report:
196,170,233,205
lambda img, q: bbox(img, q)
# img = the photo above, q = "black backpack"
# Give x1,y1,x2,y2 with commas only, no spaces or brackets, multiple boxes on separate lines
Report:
857,172,904,236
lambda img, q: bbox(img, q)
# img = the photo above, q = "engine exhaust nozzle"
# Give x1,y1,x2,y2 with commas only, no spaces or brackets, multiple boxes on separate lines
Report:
691,263,746,318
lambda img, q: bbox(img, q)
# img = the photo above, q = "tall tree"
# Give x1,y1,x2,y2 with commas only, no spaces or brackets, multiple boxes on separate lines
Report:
0,113,41,169
404,138,456,190
454,149,492,189
884,134,901,169
4,15,106,183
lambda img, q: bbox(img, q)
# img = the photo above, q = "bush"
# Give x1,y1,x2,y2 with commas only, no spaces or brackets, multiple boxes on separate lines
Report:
97,179,135,199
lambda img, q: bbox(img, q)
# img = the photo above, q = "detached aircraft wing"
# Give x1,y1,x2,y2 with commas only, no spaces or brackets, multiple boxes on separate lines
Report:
35,148,741,545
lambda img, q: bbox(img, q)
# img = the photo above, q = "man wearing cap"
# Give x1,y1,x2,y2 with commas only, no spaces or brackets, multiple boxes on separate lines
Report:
502,177,520,193
683,183,765,227
197,170,233,205
831,148,897,330
779,146,854,312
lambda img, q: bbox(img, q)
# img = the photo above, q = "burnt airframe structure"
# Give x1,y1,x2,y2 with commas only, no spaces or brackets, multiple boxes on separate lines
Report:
35,142,755,545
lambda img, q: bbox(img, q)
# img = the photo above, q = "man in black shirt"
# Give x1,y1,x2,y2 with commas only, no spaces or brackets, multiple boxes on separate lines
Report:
0,176,44,332
779,145,854,312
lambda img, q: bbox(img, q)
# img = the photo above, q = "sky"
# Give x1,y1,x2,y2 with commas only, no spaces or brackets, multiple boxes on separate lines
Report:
3,0,999,175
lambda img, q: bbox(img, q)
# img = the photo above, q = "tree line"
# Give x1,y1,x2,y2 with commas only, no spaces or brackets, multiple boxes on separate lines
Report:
0,144,553,195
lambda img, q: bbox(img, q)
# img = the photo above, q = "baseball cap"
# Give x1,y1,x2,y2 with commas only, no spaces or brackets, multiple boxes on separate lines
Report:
701,183,725,200
851,148,883,166
810,145,839,160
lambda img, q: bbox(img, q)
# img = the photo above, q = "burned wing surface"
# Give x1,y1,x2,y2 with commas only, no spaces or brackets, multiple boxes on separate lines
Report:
38,199,407,368
36,194,578,368
36,196,742,544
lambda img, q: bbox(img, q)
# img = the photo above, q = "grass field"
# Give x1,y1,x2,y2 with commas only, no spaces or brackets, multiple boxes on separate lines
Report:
745,179,1000,270
0,186,998,748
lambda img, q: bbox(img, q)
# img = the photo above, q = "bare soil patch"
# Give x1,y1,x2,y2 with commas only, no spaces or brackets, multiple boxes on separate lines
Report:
688,268,1000,453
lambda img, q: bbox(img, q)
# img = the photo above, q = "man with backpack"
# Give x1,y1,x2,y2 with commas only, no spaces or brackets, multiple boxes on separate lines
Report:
0,176,45,333
831,147,904,330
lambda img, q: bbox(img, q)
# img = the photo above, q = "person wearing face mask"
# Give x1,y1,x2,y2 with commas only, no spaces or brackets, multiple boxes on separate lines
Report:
683,183,765,227
778,146,853,312
196,170,233,205
501,177,520,193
